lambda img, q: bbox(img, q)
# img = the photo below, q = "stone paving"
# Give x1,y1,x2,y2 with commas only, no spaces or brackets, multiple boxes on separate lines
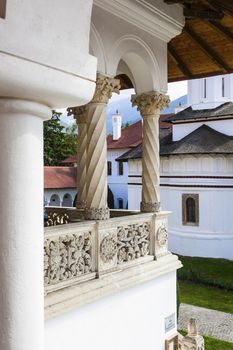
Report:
178,303,233,343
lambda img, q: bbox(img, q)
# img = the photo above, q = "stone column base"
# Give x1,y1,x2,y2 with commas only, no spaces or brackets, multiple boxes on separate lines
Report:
76,200,86,210
85,207,110,220
140,201,160,213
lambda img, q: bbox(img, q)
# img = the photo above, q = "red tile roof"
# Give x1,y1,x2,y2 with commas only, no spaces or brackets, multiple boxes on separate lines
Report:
107,114,172,149
61,114,173,162
44,166,76,189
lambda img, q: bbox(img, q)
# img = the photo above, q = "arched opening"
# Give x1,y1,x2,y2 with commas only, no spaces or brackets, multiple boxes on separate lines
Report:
49,194,61,207
186,197,196,223
182,194,199,226
62,193,73,207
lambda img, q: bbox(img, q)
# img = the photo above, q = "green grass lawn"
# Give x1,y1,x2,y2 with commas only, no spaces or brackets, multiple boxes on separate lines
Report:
179,331,233,350
177,256,233,314
179,280,233,314
178,256,233,290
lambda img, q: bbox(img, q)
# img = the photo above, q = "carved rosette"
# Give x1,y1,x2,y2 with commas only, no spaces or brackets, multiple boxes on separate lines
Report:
141,201,160,213
85,74,120,220
156,224,168,247
100,234,117,263
117,222,150,264
85,207,110,220
44,231,93,286
131,91,170,213
67,106,87,210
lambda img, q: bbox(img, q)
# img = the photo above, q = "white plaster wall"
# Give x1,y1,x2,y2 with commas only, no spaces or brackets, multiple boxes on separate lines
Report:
44,189,77,207
91,1,184,93
108,149,129,208
45,271,177,350
0,0,97,107
0,0,95,77
188,74,233,110
173,119,233,141
128,160,142,210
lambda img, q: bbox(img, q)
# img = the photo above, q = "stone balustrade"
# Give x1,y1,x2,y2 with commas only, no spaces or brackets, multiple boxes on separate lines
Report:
44,211,181,319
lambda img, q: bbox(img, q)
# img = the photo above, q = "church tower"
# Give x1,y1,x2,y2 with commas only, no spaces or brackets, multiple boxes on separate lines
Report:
188,74,233,110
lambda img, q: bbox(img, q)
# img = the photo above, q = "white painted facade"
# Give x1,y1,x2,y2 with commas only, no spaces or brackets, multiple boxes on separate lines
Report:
188,74,233,110
107,148,129,209
45,271,177,350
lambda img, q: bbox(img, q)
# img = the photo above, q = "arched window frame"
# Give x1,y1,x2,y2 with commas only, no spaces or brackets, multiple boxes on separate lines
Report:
182,194,199,226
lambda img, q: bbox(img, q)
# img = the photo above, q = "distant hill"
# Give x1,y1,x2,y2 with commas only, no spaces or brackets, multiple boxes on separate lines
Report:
106,94,187,134
59,95,188,134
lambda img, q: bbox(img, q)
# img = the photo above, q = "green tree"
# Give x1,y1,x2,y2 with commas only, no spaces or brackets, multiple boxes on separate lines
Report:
44,110,77,166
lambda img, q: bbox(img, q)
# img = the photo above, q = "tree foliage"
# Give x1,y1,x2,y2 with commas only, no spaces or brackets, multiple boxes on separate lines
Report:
44,111,77,166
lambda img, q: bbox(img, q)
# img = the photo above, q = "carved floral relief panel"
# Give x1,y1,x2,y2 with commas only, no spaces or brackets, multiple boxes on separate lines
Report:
44,231,93,286
117,222,150,264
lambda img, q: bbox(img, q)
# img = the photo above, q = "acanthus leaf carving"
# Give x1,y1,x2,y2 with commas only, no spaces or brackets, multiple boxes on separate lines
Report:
131,91,170,116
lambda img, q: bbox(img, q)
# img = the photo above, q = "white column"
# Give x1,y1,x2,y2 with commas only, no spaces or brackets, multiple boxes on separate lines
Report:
67,106,87,209
132,91,170,212
85,73,120,220
0,98,51,350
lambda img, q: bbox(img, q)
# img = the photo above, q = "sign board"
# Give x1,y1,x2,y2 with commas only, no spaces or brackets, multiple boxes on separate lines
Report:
165,313,176,333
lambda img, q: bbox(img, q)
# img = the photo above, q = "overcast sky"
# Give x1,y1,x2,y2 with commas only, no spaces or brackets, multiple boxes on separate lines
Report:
110,80,187,103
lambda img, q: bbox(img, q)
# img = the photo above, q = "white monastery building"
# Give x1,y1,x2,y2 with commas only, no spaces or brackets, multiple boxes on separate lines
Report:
119,74,233,260
44,167,77,207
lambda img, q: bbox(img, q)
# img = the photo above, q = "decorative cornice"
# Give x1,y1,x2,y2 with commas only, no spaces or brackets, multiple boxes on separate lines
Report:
91,73,121,104
93,0,184,42
131,91,170,116
45,254,182,319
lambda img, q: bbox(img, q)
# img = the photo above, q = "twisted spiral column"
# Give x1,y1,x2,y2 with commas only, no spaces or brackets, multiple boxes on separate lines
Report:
67,106,87,209
132,91,170,212
85,73,120,220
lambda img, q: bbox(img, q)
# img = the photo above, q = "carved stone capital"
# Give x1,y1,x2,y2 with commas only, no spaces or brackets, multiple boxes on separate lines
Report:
91,73,121,104
84,207,110,220
131,91,170,116
67,106,87,124
140,201,160,213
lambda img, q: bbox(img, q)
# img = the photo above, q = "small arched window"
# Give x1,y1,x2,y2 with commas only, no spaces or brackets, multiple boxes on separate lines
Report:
182,194,199,226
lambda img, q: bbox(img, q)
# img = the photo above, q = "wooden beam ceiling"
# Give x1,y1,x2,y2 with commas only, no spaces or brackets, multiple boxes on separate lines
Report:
184,24,230,72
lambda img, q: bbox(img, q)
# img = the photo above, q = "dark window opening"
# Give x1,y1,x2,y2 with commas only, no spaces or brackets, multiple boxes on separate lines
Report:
118,198,123,209
204,79,207,99
118,161,124,176
222,77,225,97
0,0,6,18
107,161,112,176
186,197,196,223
